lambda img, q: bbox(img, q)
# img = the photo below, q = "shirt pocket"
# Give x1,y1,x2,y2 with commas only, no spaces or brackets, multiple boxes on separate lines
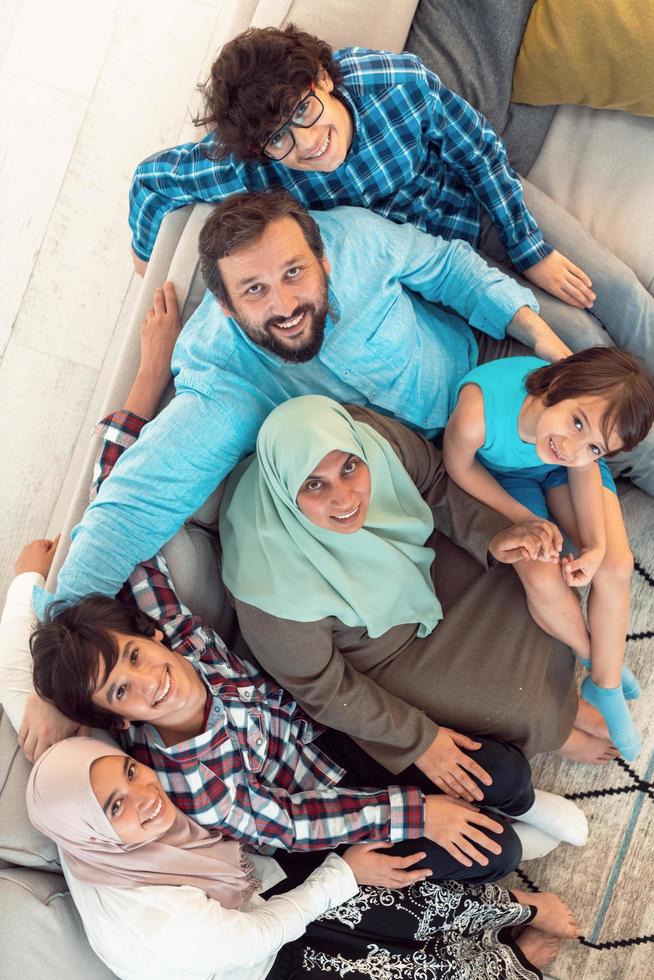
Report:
244,708,268,774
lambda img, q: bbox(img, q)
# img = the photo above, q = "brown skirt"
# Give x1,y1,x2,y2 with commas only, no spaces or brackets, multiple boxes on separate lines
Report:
368,532,578,758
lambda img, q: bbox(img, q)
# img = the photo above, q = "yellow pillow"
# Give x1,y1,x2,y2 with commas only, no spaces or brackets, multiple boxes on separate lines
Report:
512,0,654,117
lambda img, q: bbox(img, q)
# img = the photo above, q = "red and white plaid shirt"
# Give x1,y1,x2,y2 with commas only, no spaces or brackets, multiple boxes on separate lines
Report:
92,411,424,853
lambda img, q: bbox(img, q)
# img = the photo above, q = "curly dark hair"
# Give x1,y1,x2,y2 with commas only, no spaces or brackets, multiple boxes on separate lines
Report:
196,24,344,161
525,346,654,455
31,595,160,729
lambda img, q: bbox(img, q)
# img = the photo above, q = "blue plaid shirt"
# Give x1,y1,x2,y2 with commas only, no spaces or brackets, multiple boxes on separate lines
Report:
130,47,551,271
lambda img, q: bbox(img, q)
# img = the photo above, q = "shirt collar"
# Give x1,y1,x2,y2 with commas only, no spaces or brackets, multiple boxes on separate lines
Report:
337,87,360,162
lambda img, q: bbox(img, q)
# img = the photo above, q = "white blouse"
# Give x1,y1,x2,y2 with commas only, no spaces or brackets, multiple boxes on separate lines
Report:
64,851,357,980
0,573,359,979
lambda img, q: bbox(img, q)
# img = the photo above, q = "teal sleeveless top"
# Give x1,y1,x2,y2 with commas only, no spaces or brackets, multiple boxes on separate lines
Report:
451,356,548,474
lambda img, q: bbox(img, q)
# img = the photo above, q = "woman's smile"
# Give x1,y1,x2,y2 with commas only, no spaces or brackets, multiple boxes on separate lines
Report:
297,450,371,532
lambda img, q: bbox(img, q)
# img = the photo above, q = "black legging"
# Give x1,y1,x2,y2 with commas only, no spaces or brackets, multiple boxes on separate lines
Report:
301,729,535,883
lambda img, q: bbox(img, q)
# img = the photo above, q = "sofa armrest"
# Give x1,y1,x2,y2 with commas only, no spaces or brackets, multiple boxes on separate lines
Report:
46,205,196,593
0,866,116,979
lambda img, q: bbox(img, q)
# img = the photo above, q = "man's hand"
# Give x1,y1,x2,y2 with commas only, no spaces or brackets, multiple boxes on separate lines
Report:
523,250,595,309
124,282,182,420
19,693,81,762
561,547,605,588
533,330,572,364
138,282,182,383
507,306,571,363
343,842,432,888
14,536,60,579
424,795,504,867
415,728,492,802
489,519,563,564
131,248,148,277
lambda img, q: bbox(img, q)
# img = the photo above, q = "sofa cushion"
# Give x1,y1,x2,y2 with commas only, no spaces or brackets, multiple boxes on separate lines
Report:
527,105,654,294
405,0,555,175
405,0,532,134
0,866,115,979
252,0,419,51
0,708,60,870
512,0,654,118
162,523,238,644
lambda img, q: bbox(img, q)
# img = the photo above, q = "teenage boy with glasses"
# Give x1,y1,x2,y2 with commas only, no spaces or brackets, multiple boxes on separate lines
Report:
259,82,325,162
128,24,654,386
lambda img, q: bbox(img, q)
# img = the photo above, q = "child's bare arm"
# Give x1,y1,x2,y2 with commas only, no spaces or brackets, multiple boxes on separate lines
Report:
561,464,607,587
444,385,536,526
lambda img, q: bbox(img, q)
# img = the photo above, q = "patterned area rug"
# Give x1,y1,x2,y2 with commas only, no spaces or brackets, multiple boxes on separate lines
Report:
505,481,653,979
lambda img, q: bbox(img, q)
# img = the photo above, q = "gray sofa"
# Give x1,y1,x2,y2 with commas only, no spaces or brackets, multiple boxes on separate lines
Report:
2,1,652,976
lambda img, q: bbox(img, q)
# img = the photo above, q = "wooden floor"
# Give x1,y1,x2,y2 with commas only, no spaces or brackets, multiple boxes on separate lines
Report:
0,0,229,604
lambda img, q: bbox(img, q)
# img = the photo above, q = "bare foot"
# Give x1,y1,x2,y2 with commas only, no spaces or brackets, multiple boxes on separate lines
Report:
558,727,618,764
512,890,580,938
574,700,610,740
516,926,561,969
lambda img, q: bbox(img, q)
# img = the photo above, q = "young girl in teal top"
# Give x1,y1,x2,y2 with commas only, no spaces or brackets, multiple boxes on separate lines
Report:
444,348,654,762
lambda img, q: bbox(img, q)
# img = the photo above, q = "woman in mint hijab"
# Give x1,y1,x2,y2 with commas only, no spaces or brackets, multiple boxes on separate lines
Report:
221,395,443,640
220,396,605,797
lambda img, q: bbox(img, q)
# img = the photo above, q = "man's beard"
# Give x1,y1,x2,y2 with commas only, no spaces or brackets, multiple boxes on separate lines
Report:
236,290,329,363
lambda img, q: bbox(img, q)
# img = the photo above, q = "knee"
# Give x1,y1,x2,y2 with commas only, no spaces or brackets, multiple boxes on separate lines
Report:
476,739,532,796
519,561,569,602
483,820,522,881
595,547,634,592
597,256,641,300
567,315,614,355
477,737,529,774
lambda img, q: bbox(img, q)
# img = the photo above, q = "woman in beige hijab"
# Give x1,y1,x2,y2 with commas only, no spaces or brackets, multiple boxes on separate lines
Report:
26,736,579,979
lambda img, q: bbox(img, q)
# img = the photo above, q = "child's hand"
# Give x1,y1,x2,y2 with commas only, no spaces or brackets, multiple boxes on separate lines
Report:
489,519,562,564
14,536,60,578
423,796,504,868
523,250,596,309
561,547,604,587
342,842,432,889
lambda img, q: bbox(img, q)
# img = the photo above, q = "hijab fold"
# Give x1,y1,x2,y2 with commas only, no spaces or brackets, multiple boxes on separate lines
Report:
220,396,442,638
27,738,258,909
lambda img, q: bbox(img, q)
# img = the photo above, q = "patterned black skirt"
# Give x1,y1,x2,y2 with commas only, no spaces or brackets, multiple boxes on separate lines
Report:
268,879,540,980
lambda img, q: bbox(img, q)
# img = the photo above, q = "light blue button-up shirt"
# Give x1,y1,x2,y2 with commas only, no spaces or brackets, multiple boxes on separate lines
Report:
40,206,536,611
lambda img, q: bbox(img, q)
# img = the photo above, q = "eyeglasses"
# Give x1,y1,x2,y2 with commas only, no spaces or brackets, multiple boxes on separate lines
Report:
261,85,325,161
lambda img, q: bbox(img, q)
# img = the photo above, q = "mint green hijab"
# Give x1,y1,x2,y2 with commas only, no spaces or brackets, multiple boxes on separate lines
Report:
219,396,442,638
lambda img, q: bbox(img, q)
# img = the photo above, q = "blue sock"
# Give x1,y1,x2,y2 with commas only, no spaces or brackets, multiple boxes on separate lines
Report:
581,677,641,761
578,658,640,700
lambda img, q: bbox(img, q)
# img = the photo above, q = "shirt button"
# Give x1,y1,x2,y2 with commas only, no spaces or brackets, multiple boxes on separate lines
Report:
256,738,263,747
242,691,251,700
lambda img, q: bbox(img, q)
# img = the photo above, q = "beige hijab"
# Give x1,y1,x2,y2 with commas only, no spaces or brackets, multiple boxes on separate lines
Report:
26,737,258,909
